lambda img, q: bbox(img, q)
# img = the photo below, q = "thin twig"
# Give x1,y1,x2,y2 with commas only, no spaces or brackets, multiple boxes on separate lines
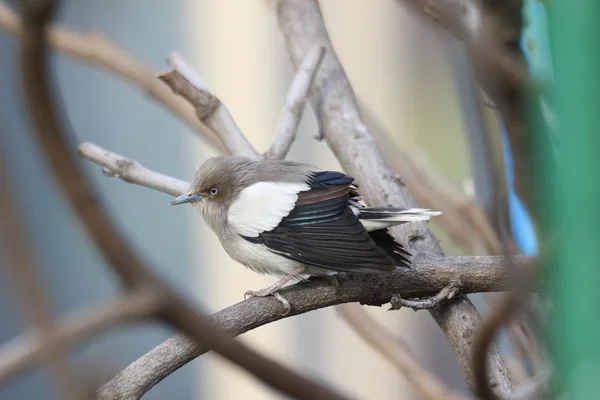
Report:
265,45,325,160
337,304,467,400
18,2,350,400
159,52,257,157
78,142,189,196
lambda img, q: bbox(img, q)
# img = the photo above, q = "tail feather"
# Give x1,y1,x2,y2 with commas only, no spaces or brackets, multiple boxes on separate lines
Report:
356,207,442,231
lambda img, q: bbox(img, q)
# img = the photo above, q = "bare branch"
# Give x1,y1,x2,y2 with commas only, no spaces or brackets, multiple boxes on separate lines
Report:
0,288,161,383
159,52,258,157
78,142,189,196
265,45,325,160
0,1,226,153
18,3,349,400
100,255,522,398
275,0,512,394
337,304,467,400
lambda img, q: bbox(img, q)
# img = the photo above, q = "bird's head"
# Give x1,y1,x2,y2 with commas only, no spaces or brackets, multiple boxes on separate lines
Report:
169,156,256,217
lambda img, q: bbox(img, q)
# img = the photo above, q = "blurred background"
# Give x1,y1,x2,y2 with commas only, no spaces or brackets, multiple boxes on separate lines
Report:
0,0,508,399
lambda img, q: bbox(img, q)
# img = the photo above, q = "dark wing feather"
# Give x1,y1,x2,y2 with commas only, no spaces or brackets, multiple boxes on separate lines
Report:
368,229,411,268
242,171,405,274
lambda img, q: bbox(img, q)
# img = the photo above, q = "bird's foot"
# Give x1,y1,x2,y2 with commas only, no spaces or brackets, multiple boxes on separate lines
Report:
389,283,459,311
244,288,292,315
243,267,306,315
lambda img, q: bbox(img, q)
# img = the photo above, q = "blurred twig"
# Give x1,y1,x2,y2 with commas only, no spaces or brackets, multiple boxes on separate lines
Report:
0,288,159,383
337,305,467,400
0,149,84,399
17,1,350,399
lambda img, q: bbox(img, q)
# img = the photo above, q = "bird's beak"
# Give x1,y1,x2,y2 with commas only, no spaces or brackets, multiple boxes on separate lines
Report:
169,193,204,206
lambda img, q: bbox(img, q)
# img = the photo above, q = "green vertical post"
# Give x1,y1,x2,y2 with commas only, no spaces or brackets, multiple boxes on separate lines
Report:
549,1,600,398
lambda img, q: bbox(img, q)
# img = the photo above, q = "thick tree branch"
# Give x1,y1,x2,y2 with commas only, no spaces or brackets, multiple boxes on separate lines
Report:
275,0,512,395
99,255,522,398
159,52,257,157
265,45,325,160
19,2,348,400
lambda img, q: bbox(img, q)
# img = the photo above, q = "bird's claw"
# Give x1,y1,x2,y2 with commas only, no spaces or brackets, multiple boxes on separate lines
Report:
244,289,292,315
389,283,460,311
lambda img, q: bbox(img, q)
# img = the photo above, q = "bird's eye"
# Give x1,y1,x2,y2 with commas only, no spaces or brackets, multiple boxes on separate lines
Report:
210,188,218,196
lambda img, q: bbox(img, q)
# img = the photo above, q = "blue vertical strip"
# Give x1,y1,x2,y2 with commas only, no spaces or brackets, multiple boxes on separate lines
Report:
497,111,538,256
494,0,553,257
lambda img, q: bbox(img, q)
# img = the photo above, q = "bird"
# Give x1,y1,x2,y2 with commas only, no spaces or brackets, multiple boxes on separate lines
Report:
169,156,441,314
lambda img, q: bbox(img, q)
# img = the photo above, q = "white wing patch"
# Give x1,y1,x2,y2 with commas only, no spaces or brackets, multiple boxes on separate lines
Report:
228,181,310,237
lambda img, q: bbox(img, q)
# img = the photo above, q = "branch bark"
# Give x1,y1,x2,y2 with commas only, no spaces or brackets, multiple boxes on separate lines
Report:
99,254,521,398
275,0,513,395
159,53,257,157
78,142,189,196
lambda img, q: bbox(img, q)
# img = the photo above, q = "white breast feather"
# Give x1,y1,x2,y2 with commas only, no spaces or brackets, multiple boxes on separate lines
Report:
228,181,309,237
